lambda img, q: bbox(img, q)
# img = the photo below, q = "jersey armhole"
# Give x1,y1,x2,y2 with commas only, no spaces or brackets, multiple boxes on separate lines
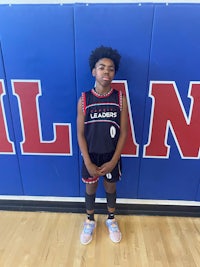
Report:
118,90,123,111
81,92,86,115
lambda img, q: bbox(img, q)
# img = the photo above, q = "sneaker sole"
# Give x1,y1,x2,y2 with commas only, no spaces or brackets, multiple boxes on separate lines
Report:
80,236,93,245
109,233,122,243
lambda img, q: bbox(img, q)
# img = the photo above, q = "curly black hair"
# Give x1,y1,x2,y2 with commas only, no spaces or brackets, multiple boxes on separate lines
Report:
89,45,121,72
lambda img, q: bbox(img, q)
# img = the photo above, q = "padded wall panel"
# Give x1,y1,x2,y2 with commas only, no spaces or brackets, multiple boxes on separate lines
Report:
196,184,200,201
138,4,200,200
74,3,154,198
0,5,79,196
0,3,199,201
0,43,23,194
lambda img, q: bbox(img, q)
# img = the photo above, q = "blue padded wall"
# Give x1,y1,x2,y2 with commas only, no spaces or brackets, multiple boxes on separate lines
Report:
0,5,79,196
0,3,199,201
138,4,200,200
74,3,154,198
0,43,23,194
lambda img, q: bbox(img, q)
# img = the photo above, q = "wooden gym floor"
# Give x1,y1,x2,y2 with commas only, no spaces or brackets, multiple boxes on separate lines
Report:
0,210,199,267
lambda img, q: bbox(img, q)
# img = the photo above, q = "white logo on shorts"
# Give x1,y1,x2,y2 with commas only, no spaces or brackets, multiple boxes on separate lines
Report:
110,126,116,138
106,173,112,179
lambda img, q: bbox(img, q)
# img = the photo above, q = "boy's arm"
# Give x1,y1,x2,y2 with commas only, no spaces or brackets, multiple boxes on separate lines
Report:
99,95,128,175
111,95,128,163
77,97,91,165
77,97,101,177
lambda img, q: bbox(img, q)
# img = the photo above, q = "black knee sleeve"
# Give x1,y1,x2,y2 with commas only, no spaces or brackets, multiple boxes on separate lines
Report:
106,191,116,209
85,192,96,211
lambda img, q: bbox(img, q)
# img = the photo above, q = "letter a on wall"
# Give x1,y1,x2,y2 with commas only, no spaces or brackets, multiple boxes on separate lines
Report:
112,80,139,157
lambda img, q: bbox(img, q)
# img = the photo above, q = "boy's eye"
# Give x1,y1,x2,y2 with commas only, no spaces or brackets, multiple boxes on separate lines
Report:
96,65,115,71
107,67,115,71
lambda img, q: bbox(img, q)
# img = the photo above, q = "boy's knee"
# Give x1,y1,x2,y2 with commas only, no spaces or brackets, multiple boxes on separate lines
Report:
104,180,116,192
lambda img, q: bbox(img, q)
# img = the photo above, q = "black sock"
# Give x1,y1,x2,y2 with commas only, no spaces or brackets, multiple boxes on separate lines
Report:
108,212,115,220
87,213,95,221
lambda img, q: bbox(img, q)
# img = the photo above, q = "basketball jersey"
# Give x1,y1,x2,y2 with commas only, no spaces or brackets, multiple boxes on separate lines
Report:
81,88,123,154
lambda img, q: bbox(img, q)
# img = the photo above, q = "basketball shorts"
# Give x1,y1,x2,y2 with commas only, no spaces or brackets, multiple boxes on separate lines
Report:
82,152,122,184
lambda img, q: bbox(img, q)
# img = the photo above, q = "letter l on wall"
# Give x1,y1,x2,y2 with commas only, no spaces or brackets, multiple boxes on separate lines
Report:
12,80,72,155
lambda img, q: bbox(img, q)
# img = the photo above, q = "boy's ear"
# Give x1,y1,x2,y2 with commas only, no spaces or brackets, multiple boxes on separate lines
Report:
92,68,96,77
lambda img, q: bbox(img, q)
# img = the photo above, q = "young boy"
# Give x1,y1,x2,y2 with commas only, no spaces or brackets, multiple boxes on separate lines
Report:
77,46,128,245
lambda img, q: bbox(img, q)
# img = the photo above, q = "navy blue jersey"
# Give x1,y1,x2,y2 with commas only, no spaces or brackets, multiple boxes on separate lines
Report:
81,88,123,154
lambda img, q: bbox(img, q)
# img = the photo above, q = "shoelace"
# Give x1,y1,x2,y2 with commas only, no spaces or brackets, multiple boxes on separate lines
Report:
84,223,95,234
108,222,119,232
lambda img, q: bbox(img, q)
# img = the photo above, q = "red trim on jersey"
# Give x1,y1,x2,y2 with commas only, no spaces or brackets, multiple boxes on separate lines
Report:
85,120,120,128
91,88,114,98
118,90,123,111
82,177,99,184
81,92,86,115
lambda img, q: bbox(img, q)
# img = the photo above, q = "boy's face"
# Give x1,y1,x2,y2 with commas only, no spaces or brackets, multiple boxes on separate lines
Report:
92,58,115,87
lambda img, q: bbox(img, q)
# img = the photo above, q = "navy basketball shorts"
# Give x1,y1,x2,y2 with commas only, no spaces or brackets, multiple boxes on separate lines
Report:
82,152,122,184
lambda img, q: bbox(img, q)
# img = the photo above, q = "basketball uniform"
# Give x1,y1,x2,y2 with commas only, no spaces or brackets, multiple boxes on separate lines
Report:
81,88,123,183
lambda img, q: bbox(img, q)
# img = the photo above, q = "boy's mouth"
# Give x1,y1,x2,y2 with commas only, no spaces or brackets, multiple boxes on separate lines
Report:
103,76,110,81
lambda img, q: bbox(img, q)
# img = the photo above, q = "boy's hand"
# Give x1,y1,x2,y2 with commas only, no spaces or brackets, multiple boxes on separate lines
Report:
98,161,116,176
86,162,102,177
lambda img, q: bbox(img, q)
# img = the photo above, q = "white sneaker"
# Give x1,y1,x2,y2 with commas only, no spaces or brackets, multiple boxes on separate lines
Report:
80,220,96,245
106,218,122,243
